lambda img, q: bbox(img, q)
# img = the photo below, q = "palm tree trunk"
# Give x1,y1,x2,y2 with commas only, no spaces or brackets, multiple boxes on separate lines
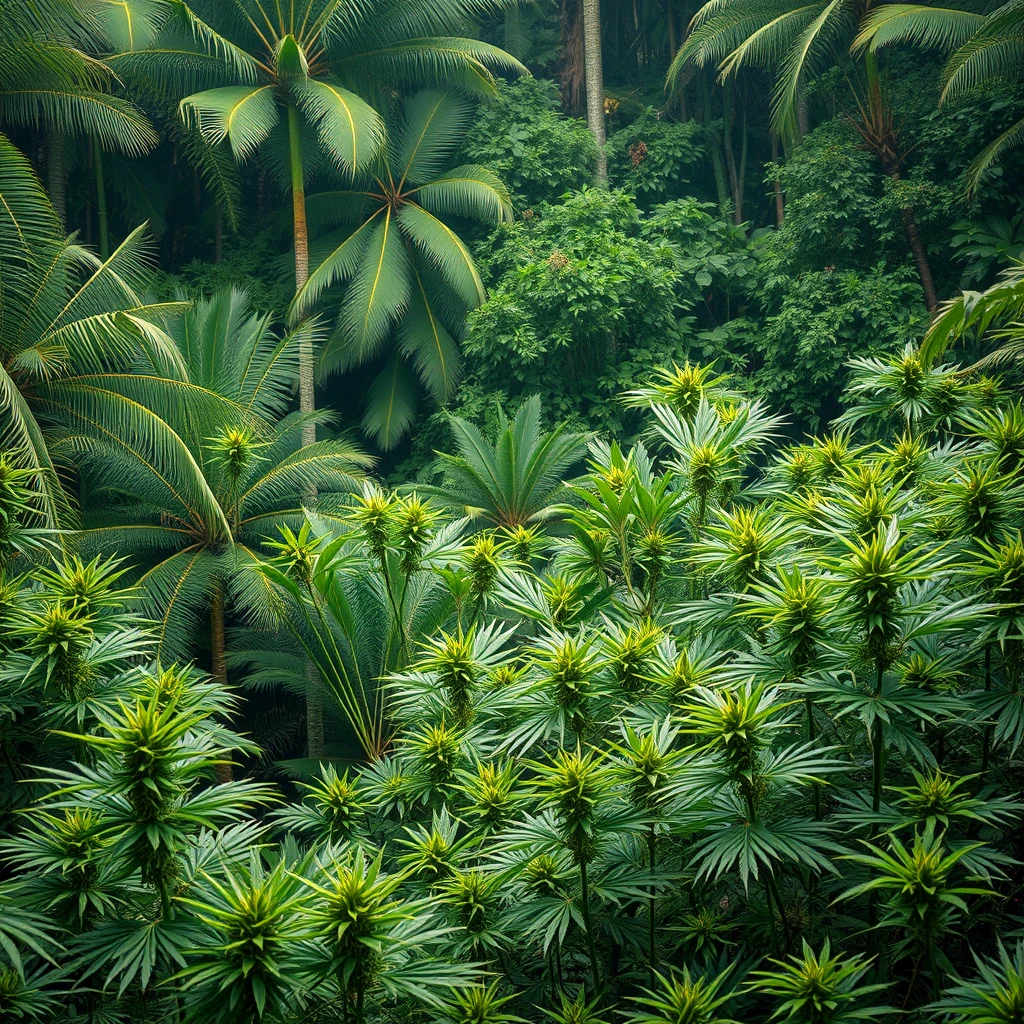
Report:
47,131,66,227
862,52,938,312
92,137,109,259
582,0,607,184
210,584,233,784
702,74,730,211
287,104,317,450
306,659,325,760
723,78,743,223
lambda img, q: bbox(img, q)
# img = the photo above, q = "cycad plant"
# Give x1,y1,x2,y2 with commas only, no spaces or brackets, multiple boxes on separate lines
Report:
932,939,1024,1024
749,938,889,1023
421,395,592,528
68,287,372,668
296,90,513,447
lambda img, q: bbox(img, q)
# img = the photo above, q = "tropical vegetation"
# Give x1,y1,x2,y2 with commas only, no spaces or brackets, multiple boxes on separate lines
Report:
0,1,1021,1023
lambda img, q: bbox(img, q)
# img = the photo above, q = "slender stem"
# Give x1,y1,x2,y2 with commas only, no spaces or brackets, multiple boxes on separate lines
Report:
806,696,821,820
582,0,607,184
578,856,602,995
981,644,992,773
93,137,109,259
647,825,657,987
287,103,316,452
766,872,792,953
871,660,885,814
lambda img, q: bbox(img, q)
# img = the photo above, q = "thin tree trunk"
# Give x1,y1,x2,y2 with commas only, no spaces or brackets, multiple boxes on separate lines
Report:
702,73,730,211
861,51,938,312
210,584,233,784
93,137,109,259
797,92,810,138
771,134,784,226
306,660,325,760
47,131,67,227
214,207,223,263
899,203,939,312
722,78,742,223
582,0,607,184
287,104,316,450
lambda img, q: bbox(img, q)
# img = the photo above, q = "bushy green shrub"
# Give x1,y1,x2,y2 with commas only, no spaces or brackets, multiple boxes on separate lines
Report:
460,77,597,210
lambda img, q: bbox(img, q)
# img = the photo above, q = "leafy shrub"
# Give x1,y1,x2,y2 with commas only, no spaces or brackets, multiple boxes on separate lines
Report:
607,109,706,208
460,77,596,210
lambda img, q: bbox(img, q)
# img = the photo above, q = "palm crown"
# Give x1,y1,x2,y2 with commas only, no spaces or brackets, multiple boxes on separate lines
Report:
296,90,513,448
70,287,373,661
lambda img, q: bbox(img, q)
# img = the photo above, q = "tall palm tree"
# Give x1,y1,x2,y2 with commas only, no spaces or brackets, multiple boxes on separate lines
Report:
67,288,373,673
295,90,512,449
0,134,186,526
583,0,607,184
854,0,1024,190
126,0,523,447
669,0,941,310
0,0,159,230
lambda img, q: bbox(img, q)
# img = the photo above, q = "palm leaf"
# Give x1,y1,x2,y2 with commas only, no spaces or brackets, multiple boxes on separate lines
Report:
362,352,418,449
291,76,384,173
179,84,279,161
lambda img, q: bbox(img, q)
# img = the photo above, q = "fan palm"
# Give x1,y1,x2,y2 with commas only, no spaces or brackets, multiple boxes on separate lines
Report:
669,0,941,309
67,287,372,670
295,90,512,447
144,0,523,446
854,0,1024,190
0,136,186,527
419,395,592,529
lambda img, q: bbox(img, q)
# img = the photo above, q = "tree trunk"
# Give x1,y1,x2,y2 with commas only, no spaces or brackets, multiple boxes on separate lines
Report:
582,0,607,184
306,660,325,760
900,202,939,312
92,137,109,259
722,78,743,223
702,73,730,211
214,207,223,263
287,104,317,450
47,131,67,227
771,135,785,226
210,584,233,784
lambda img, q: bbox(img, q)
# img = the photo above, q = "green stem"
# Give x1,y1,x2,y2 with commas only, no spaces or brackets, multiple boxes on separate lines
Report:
647,826,657,987
871,660,885,814
93,137,109,259
766,872,792,953
806,695,821,820
578,856,602,995
981,644,992,773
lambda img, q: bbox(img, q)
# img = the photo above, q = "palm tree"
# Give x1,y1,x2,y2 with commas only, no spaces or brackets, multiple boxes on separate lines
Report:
0,0,158,229
0,135,186,526
669,0,941,310
418,395,592,530
854,0,1024,190
67,288,372,675
583,0,607,184
295,90,512,448
136,0,523,447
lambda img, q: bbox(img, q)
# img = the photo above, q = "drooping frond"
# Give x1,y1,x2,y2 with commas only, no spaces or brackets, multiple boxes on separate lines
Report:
853,4,985,54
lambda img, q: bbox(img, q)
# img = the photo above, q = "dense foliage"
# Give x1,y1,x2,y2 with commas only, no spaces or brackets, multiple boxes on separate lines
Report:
0,1,1023,1023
